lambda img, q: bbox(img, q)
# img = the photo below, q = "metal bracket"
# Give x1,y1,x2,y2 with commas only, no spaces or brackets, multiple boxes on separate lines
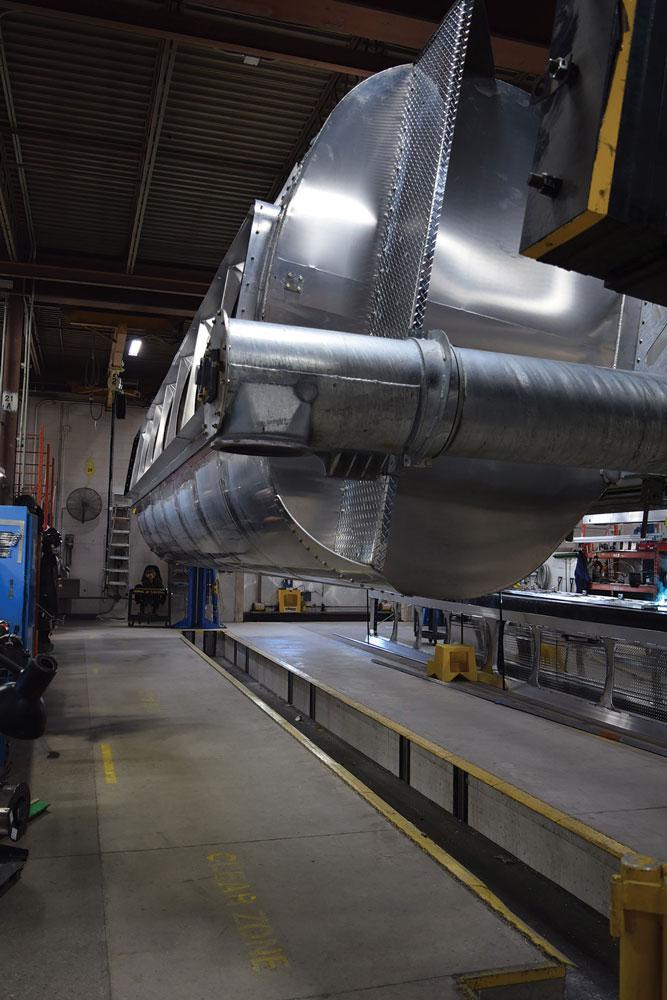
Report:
284,270,304,294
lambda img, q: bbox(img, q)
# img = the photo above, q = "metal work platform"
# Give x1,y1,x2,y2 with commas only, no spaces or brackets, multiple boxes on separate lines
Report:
205,621,667,919
368,588,667,734
3,624,566,1000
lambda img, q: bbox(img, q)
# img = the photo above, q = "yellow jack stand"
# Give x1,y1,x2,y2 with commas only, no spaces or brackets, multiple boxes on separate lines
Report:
610,853,667,1000
278,588,302,614
427,643,477,683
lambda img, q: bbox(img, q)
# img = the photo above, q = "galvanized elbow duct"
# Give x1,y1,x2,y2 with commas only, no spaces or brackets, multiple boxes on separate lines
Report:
212,316,667,477
210,319,452,464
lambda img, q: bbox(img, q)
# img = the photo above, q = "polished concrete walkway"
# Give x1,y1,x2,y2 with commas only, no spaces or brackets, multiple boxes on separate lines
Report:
3,623,559,1000
225,621,667,861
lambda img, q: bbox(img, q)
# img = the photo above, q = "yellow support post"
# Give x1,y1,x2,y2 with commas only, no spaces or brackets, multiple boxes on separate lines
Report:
610,853,667,1000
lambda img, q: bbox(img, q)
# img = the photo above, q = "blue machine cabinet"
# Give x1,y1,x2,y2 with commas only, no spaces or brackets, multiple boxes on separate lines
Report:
0,505,38,651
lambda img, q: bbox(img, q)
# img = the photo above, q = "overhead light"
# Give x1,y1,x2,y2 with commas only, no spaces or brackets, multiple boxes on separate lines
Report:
128,338,142,356
243,55,260,66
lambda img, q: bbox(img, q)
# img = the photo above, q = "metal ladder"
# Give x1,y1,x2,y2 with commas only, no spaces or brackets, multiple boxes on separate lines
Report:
104,497,131,596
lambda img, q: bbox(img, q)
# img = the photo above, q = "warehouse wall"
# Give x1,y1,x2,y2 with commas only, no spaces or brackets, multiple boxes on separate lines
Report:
248,574,366,612
27,397,165,614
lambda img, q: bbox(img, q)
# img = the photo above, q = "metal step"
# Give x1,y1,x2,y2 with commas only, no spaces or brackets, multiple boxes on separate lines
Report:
104,503,132,595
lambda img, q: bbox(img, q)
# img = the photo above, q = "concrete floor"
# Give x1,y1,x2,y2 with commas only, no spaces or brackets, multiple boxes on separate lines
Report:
225,621,667,860
3,623,559,1000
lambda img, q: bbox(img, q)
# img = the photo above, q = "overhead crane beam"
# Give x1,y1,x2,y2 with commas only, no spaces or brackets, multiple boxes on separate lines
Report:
0,0,549,77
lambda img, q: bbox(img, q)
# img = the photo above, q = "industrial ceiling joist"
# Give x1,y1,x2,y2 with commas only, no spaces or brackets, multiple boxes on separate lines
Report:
0,257,210,296
127,29,176,274
0,0,409,77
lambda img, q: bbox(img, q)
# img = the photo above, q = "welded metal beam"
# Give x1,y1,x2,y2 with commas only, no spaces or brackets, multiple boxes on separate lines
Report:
63,309,177,332
189,0,550,75
34,285,199,317
490,36,547,76
127,33,176,273
0,258,211,296
195,0,440,50
0,0,402,77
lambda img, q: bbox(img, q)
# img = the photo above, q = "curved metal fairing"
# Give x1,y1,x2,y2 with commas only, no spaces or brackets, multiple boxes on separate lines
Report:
130,6,630,600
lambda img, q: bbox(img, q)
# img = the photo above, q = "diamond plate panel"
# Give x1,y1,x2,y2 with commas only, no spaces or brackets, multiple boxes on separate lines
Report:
335,477,396,566
335,0,473,570
367,0,474,340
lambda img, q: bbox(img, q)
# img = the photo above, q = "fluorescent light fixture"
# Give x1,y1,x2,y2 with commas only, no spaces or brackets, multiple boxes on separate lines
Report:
128,338,142,356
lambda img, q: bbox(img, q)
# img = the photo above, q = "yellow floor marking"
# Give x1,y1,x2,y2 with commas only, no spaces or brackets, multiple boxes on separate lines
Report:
138,688,160,711
100,743,117,785
207,850,290,973
183,636,570,973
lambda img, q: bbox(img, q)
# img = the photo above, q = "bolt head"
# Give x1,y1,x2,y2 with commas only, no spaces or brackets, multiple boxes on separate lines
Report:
548,54,571,80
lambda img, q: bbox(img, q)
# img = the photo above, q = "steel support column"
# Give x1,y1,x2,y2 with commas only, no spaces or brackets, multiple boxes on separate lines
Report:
0,294,24,502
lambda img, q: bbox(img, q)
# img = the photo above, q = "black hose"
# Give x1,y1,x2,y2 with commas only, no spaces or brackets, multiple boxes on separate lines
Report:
14,655,57,700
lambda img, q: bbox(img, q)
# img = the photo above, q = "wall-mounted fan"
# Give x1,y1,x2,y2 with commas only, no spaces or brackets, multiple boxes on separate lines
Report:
66,487,103,523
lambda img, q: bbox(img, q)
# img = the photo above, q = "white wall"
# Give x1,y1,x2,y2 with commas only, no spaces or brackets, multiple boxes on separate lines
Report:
544,553,577,593
28,397,166,613
241,573,367,614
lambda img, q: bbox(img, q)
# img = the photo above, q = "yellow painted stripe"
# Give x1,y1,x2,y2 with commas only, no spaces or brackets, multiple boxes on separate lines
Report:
183,636,571,971
460,963,565,990
218,629,632,860
100,743,117,785
521,208,603,259
589,0,638,216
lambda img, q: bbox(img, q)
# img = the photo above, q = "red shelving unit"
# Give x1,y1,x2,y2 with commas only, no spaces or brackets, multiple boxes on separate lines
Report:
583,539,667,599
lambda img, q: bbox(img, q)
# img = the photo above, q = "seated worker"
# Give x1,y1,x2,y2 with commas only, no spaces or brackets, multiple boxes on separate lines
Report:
135,564,167,617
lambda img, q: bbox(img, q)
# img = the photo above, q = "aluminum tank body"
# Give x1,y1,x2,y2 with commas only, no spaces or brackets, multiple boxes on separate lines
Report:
130,15,628,600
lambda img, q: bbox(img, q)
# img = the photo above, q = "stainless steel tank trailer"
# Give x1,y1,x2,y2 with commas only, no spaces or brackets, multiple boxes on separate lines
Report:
128,0,667,601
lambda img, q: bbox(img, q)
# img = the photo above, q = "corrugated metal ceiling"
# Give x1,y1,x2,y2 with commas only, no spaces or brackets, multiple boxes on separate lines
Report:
1,16,157,260
0,2,544,398
0,6,378,272
0,5,372,395
140,46,335,268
